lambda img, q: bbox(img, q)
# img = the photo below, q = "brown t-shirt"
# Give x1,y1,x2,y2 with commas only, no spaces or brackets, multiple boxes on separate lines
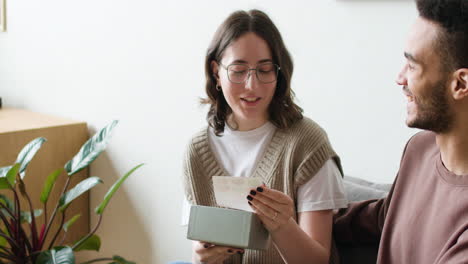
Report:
334,131,468,263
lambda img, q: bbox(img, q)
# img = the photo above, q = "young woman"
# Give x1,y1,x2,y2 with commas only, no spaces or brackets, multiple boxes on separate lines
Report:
182,9,347,264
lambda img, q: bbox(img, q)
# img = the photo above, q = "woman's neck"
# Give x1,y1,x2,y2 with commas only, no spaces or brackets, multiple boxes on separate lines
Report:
228,115,268,131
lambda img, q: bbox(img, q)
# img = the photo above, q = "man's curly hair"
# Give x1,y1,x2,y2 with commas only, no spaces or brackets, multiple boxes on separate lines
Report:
416,0,468,70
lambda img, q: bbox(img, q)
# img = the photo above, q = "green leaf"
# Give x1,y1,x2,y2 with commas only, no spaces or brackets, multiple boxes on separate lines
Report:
59,177,103,212
0,163,20,189
20,209,43,224
63,214,81,232
35,246,75,264
5,163,20,187
108,255,136,264
0,227,7,247
0,166,12,178
0,166,12,189
15,137,47,178
64,120,118,176
95,164,144,215
40,169,63,203
73,234,100,252
0,178,10,189
0,195,15,219
0,194,14,211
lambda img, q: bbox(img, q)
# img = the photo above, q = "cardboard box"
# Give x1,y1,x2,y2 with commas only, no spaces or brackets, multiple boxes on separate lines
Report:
0,108,90,245
187,205,270,250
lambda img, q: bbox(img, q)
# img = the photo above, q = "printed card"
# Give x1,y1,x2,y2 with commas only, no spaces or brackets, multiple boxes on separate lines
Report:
212,176,263,212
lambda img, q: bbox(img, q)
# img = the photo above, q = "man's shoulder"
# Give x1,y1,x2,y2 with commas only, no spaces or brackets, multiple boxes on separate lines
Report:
406,131,437,150
399,131,438,166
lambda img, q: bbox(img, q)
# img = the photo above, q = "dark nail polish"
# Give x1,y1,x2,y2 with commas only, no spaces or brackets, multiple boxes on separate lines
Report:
228,249,233,253
248,201,252,206
256,187,264,192
250,190,256,196
204,244,209,248
247,195,253,201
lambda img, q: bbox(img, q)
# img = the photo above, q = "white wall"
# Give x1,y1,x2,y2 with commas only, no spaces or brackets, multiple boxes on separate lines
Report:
0,0,418,263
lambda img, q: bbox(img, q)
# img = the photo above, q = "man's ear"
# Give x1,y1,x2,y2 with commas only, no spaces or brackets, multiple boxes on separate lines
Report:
451,68,468,100
211,60,220,82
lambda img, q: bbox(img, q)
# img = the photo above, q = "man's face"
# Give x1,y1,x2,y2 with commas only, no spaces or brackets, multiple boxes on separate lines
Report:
396,17,454,133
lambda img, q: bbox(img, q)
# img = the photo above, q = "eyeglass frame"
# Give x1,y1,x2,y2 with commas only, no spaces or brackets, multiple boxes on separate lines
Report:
218,62,281,84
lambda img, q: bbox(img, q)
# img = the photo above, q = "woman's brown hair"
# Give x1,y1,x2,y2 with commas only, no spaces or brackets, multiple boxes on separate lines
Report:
202,9,303,136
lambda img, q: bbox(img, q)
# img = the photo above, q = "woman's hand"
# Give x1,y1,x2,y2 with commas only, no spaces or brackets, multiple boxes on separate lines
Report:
192,241,244,264
247,185,295,233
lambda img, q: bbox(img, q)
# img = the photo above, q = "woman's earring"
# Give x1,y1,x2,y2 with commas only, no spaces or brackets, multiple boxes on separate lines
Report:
216,84,222,91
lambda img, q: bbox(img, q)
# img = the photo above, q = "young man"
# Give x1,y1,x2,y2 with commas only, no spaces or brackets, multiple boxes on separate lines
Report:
334,0,468,263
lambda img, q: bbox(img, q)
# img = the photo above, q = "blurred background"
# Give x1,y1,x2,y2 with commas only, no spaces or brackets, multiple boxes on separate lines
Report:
0,0,417,262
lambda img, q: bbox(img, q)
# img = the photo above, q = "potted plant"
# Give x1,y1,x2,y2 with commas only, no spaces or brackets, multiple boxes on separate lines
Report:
0,120,142,264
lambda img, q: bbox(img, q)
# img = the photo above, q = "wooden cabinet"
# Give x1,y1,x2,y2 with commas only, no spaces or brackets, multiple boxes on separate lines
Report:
0,108,90,246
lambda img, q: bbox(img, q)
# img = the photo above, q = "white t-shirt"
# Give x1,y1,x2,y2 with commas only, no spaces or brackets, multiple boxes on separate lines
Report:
181,122,347,225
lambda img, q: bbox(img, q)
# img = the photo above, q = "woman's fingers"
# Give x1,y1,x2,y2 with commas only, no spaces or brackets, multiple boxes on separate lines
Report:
247,186,295,232
254,186,293,205
193,241,244,264
249,200,284,231
248,194,278,218
248,186,294,217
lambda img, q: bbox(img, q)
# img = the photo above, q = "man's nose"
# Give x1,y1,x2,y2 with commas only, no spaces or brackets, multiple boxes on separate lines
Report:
396,64,408,86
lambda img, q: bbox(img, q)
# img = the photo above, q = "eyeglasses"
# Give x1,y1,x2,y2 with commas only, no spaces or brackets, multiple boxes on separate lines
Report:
219,62,281,84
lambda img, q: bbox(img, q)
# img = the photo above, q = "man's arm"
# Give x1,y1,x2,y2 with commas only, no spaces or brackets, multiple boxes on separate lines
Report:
435,229,468,264
333,175,399,245
333,195,391,244
334,134,416,245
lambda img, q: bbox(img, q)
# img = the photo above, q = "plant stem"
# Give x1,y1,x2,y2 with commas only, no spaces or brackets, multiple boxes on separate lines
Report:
72,214,102,250
11,188,26,259
0,202,16,221
0,232,19,251
47,212,65,249
42,176,71,250
19,178,39,250
79,258,114,264
0,200,32,255
0,204,15,239
43,202,48,233
0,251,18,262
0,245,15,257
58,230,68,246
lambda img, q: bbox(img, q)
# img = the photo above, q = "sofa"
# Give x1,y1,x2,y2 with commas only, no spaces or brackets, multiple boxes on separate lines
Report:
337,175,392,264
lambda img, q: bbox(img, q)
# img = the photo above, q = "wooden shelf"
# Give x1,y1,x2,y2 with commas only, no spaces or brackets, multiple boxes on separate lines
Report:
0,108,90,245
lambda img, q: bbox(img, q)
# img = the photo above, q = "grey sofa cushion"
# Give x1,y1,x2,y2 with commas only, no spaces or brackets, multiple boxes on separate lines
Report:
343,176,391,202
337,176,392,264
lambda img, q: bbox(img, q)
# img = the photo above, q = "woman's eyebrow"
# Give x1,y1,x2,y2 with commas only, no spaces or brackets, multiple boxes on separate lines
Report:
230,58,273,64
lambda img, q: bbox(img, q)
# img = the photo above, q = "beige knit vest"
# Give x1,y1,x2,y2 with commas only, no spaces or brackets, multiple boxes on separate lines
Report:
184,117,342,264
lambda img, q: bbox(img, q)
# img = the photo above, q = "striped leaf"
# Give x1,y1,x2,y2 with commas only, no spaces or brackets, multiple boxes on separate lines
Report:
59,177,103,212
0,165,12,178
64,120,118,176
36,246,75,264
15,137,47,178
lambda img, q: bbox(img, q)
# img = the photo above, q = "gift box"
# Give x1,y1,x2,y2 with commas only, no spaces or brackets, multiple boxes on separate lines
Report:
187,205,270,250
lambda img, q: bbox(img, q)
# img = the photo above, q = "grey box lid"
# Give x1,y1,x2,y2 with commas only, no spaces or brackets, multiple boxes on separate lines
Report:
187,205,270,250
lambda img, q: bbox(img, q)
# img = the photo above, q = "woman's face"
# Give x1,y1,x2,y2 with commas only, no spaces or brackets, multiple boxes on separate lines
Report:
212,32,277,130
